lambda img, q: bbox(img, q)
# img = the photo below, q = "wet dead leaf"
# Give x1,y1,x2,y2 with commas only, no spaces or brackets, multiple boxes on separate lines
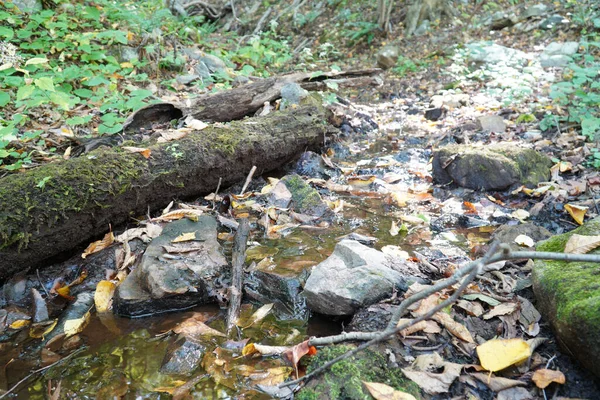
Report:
242,343,288,357
564,234,600,254
282,340,316,378
363,381,417,400
29,319,58,339
564,204,587,225
476,338,531,372
82,231,114,258
249,366,293,386
433,312,474,343
532,368,566,388
483,302,518,320
239,303,274,328
10,319,31,329
64,310,91,337
94,280,116,313
471,372,527,391
151,209,203,222
174,319,226,339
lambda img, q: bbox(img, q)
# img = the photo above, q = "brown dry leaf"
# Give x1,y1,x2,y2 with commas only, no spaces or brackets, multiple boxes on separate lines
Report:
157,129,191,142
94,280,116,313
242,343,288,357
347,175,376,186
564,234,600,254
463,201,478,214
122,146,151,159
401,353,462,395
82,232,115,258
532,368,566,388
433,312,474,343
476,338,531,372
412,293,441,316
471,372,527,391
282,340,316,378
172,232,197,243
483,302,519,320
455,299,485,317
151,209,203,222
396,318,428,336
564,204,587,225
363,381,417,400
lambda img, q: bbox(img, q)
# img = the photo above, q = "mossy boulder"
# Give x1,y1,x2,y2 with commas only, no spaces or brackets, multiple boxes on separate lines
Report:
432,143,552,190
280,174,332,218
297,345,421,400
533,217,600,379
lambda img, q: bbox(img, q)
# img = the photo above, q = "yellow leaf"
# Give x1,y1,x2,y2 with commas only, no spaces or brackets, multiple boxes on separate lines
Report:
564,234,600,254
64,311,91,337
172,232,197,243
94,280,116,313
56,285,72,300
239,303,274,328
532,368,566,389
29,319,58,339
82,232,115,258
363,381,417,400
564,204,587,225
10,319,31,329
476,338,531,372
122,146,151,159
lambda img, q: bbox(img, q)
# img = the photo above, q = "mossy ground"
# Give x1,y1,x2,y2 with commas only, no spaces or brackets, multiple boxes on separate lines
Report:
297,345,421,400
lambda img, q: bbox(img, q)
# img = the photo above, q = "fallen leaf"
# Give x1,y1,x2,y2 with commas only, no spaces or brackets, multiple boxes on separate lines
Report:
401,353,462,394
64,310,91,337
239,303,273,328
514,234,534,248
476,338,531,372
174,320,226,339
433,312,474,343
122,146,151,159
564,234,600,254
564,204,587,225
471,372,526,391
483,302,519,320
242,343,288,356
29,319,58,339
94,280,116,313
172,232,198,243
532,368,566,388
150,209,203,222
248,366,293,386
282,340,316,378
10,319,31,329
363,381,417,400
82,232,114,258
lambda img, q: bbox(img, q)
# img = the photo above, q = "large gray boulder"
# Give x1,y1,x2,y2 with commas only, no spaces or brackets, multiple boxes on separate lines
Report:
533,217,600,379
114,216,228,317
432,144,552,190
303,240,425,316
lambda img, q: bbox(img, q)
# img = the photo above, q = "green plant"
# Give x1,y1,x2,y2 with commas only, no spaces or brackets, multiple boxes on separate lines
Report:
392,55,421,76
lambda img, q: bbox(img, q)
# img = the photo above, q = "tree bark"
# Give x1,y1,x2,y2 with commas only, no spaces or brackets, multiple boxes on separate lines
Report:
0,104,331,280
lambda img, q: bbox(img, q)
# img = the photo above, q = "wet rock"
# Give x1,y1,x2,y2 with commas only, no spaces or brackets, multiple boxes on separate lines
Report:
280,174,332,219
523,4,550,19
533,217,600,379
176,74,200,85
1,274,28,307
45,292,94,342
430,213,490,232
492,223,552,251
161,336,206,375
478,115,506,133
376,45,399,70
488,11,518,30
414,19,430,36
280,83,309,110
269,181,293,208
540,14,568,30
185,50,229,79
432,144,552,190
294,151,332,180
31,288,49,323
114,216,228,317
466,42,528,65
303,240,425,316
425,108,445,121
347,303,398,332
540,42,579,68
245,269,307,319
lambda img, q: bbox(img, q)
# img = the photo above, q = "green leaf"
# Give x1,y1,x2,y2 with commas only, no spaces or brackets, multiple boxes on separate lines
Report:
0,92,10,107
16,85,35,101
74,88,94,98
49,91,78,110
0,27,14,39
85,76,110,86
34,77,55,92
25,57,49,66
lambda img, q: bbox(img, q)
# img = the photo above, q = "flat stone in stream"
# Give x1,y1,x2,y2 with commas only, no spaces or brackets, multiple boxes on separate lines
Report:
303,240,426,316
161,335,207,375
114,216,228,317
432,143,552,190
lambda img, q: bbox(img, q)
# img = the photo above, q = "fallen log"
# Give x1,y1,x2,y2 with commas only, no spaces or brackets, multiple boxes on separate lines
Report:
123,68,382,131
0,104,331,280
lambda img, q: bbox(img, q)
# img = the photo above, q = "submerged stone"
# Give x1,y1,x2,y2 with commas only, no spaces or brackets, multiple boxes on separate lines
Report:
533,217,600,379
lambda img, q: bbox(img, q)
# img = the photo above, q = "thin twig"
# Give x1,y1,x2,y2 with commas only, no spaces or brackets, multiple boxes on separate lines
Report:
0,347,86,399
36,269,50,297
239,165,257,196
212,177,222,211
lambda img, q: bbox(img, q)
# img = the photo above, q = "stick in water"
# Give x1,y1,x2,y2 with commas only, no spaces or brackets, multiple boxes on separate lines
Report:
239,166,257,196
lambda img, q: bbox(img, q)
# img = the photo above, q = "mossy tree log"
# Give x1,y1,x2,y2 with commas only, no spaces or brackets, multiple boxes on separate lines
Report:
0,105,331,280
